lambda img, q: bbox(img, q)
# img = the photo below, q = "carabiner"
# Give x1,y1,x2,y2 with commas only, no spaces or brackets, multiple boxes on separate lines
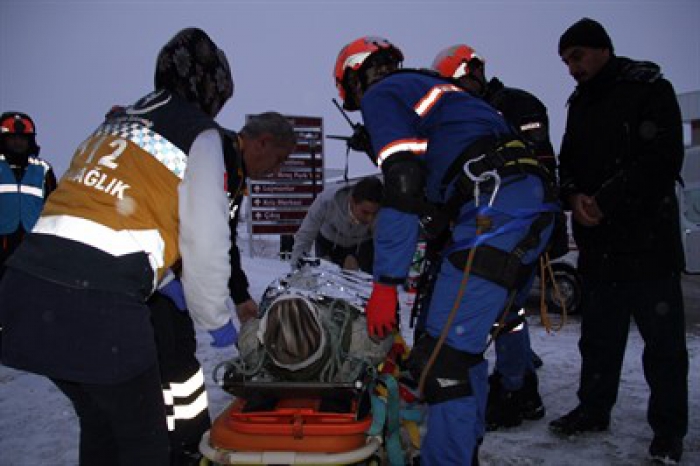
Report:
464,155,502,207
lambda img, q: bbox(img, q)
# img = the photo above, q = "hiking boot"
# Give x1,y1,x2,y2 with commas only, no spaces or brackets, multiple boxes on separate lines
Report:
549,406,609,436
517,371,545,420
486,371,545,430
486,373,522,431
649,436,683,464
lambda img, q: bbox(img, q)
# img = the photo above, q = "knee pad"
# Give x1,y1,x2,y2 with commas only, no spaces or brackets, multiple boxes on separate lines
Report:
407,334,484,405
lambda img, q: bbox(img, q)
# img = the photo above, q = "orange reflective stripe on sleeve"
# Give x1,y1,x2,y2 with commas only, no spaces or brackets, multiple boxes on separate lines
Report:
414,84,463,117
377,139,428,167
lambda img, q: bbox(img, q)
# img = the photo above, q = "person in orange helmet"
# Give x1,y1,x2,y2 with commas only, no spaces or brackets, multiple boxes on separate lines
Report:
334,36,558,465
432,43,566,432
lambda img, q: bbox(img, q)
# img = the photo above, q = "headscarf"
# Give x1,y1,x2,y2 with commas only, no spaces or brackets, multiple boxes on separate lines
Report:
154,28,234,117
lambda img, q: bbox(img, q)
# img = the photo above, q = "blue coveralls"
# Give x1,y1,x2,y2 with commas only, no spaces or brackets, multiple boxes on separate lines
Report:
361,71,553,465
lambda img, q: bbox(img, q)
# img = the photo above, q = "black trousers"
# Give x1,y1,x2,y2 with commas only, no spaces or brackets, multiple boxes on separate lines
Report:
576,274,688,438
149,293,211,465
52,364,170,466
315,234,374,273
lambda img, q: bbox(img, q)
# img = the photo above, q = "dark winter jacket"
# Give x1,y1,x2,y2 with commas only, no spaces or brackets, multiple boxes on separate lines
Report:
484,78,568,259
558,56,685,280
485,78,556,174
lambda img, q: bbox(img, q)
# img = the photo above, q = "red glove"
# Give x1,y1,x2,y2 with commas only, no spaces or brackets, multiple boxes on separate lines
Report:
366,283,398,339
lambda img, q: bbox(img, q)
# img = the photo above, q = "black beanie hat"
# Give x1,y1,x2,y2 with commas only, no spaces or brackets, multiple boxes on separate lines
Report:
559,18,614,55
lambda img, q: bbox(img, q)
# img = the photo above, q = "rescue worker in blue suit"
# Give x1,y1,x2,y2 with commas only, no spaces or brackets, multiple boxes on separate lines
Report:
432,44,563,431
334,36,557,465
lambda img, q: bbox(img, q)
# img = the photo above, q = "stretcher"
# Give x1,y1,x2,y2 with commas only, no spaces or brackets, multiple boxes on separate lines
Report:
199,260,414,465
199,378,382,465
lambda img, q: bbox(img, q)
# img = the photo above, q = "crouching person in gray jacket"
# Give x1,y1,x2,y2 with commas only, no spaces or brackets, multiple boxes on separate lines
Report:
291,176,383,273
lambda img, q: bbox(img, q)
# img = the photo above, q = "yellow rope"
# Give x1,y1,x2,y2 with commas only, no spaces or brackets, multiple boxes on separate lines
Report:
538,252,567,332
539,256,551,331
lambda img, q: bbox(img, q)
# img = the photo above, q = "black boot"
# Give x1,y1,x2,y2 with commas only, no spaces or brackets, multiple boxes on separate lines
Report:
649,436,683,464
486,373,522,431
549,406,610,436
472,438,482,466
517,371,545,420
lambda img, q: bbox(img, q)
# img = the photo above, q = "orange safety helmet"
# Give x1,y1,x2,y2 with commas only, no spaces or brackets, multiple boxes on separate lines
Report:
334,36,403,111
431,44,483,79
1,112,36,135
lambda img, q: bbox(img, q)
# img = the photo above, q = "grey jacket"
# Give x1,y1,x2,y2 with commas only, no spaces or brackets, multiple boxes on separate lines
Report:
291,183,374,265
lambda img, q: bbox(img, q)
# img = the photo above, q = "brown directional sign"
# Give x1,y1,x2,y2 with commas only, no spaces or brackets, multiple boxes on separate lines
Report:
249,114,324,236
251,210,308,222
287,116,323,128
251,197,314,208
251,224,307,235
250,183,322,195
294,142,322,154
282,157,323,168
261,170,323,182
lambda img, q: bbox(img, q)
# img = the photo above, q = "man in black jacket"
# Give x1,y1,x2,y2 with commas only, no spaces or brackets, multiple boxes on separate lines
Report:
153,112,295,465
548,18,688,465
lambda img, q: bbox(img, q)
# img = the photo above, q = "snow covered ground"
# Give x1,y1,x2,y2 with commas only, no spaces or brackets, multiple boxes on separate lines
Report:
1,235,698,465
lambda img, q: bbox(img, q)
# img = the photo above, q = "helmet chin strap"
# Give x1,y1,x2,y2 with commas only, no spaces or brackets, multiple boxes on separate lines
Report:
343,69,364,111
463,58,488,96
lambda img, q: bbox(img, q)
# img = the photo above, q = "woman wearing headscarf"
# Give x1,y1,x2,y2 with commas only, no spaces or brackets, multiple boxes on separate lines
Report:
0,28,234,465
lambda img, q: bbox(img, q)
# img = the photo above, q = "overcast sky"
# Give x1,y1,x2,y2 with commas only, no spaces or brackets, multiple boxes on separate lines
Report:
1,0,698,178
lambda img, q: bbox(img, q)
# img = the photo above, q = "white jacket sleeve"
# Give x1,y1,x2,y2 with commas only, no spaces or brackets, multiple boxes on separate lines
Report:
178,129,232,331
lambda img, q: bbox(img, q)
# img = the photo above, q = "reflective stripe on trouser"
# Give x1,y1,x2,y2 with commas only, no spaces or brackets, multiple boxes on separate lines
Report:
494,303,537,391
149,292,211,458
493,308,526,335
161,367,209,431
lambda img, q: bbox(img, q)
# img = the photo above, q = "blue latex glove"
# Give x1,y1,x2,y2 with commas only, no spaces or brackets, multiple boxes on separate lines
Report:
159,279,187,312
208,319,238,348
